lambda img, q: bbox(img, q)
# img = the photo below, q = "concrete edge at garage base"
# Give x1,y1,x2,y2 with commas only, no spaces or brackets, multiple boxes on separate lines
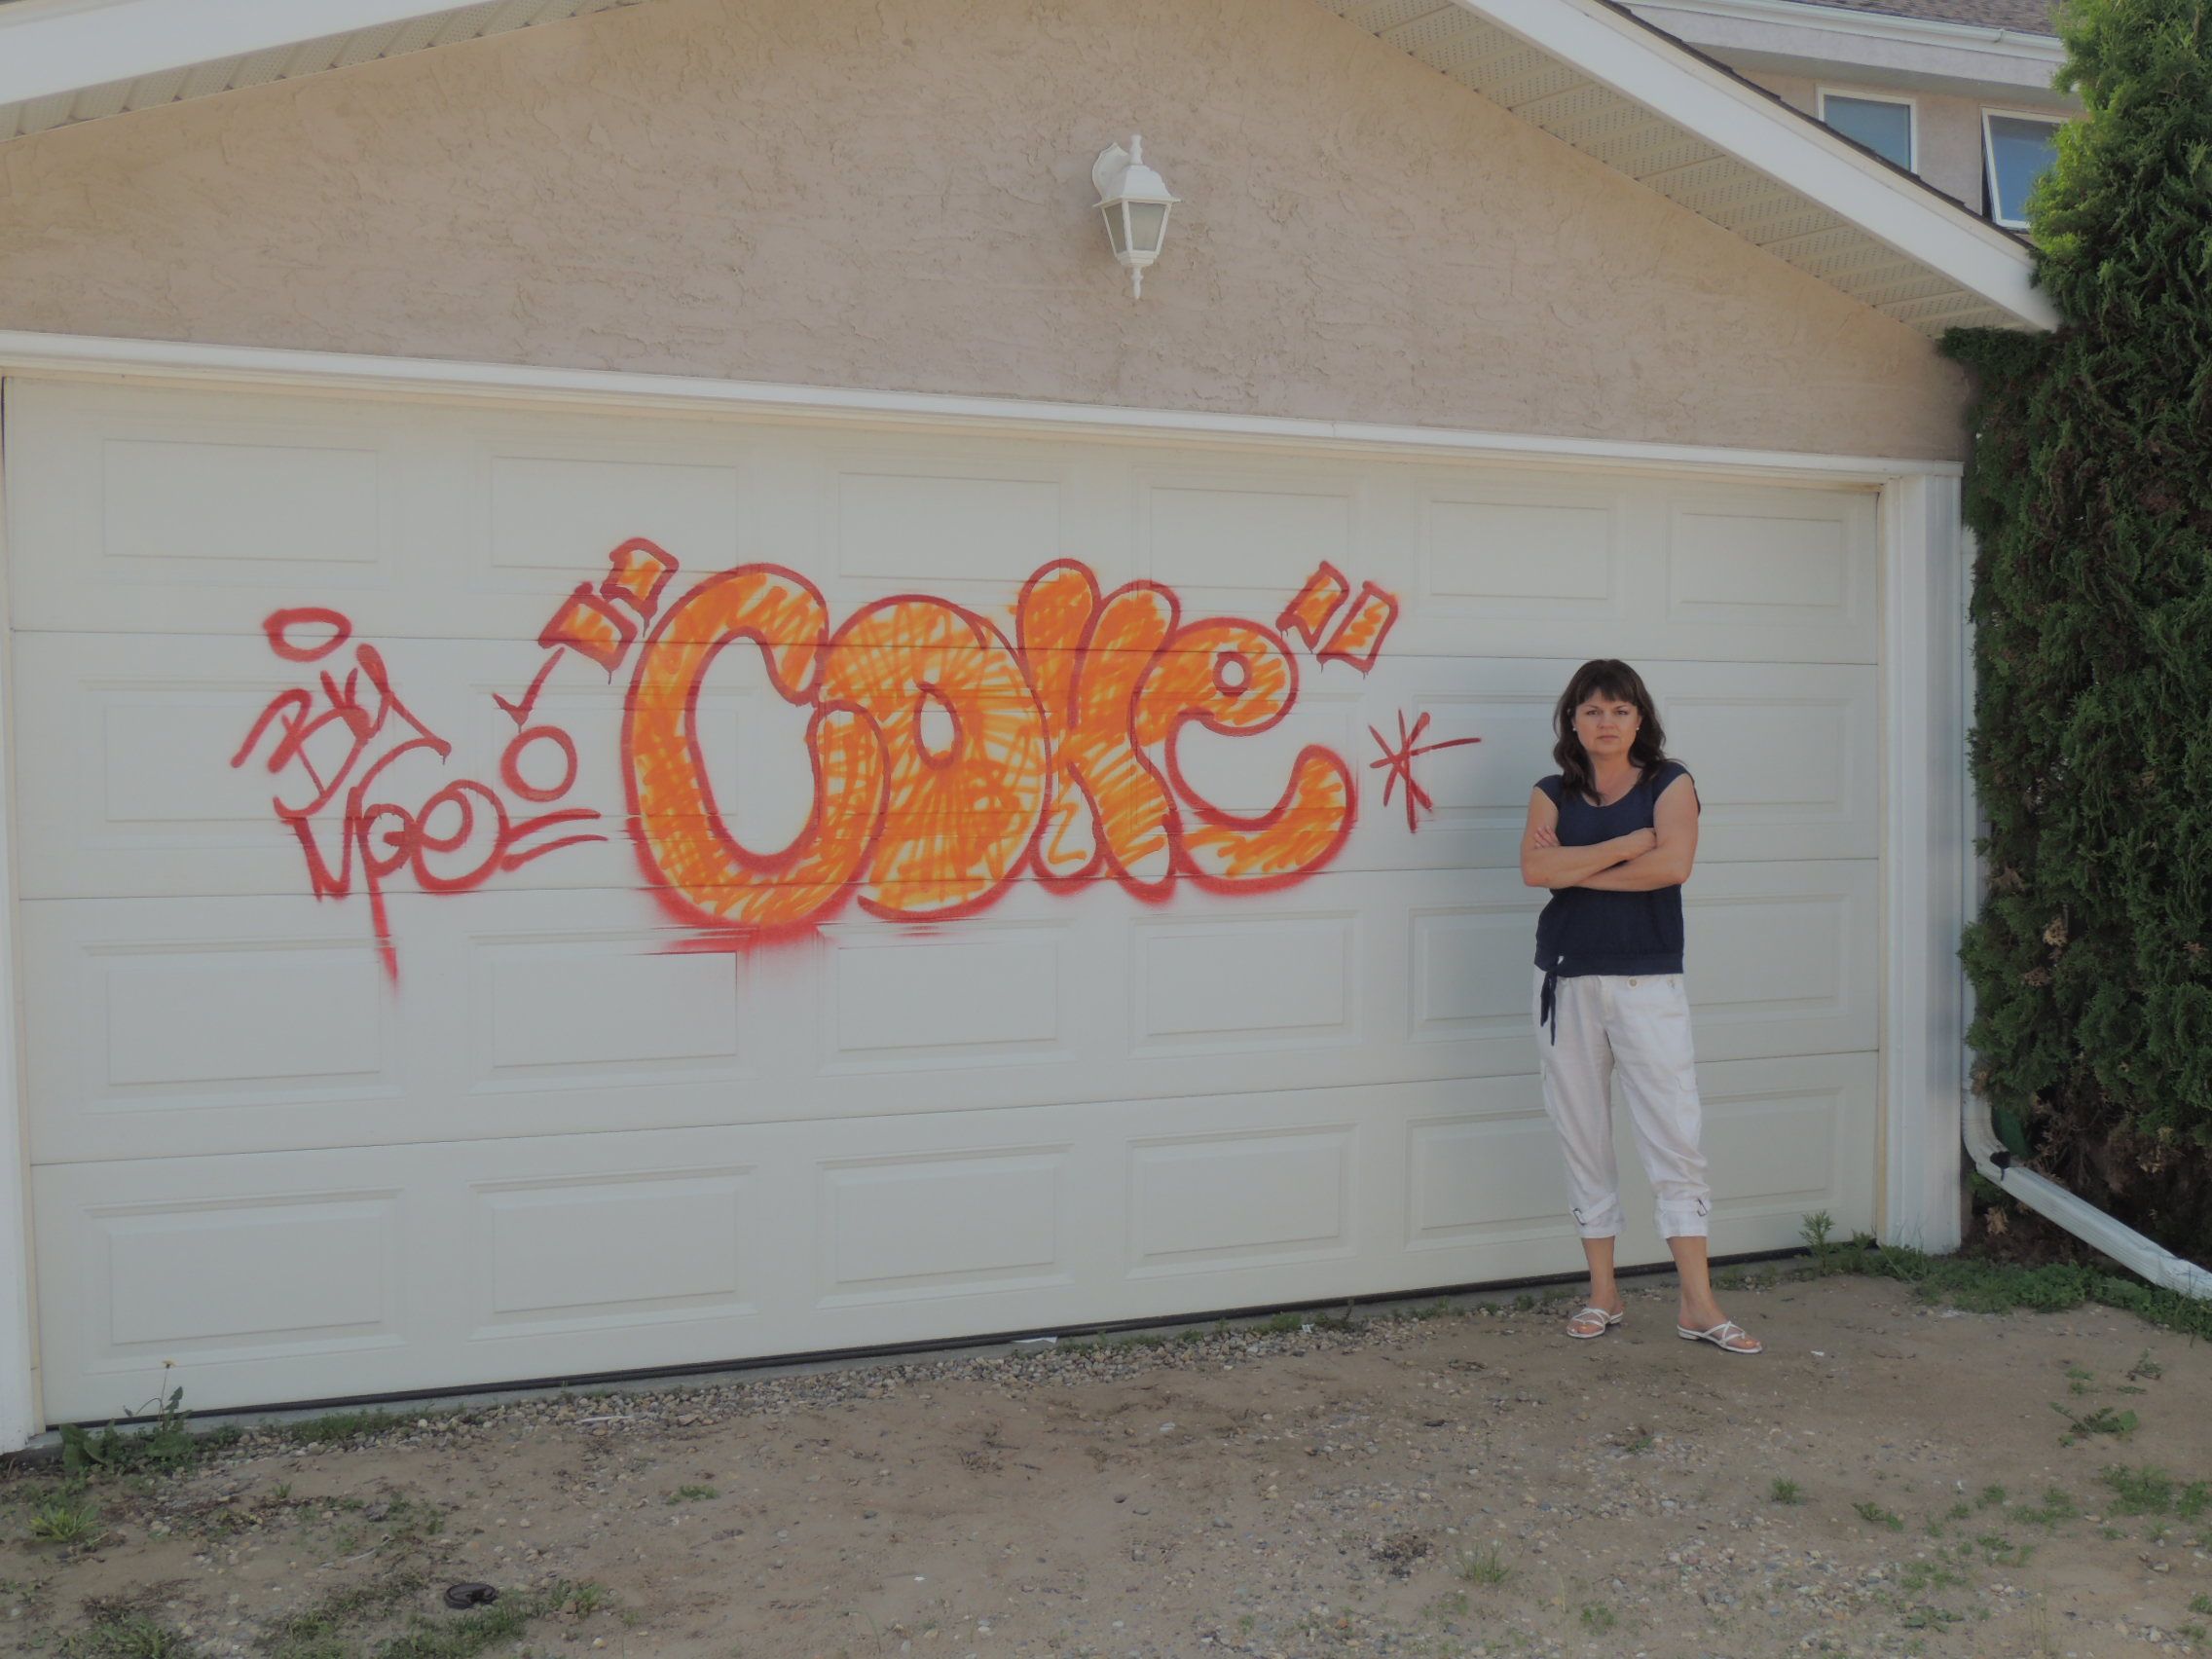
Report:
4,1253,1799,1460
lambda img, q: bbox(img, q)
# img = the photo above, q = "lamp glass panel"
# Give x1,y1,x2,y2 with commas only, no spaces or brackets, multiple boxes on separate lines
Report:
1101,202,1131,256
1125,201,1168,254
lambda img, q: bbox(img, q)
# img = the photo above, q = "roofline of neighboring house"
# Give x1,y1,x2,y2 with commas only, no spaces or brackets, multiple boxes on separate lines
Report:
1594,0,2019,226
1517,0,2056,325
1630,0,2062,59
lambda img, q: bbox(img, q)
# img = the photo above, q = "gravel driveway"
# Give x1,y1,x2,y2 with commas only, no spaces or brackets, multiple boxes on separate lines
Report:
6,1270,2208,1658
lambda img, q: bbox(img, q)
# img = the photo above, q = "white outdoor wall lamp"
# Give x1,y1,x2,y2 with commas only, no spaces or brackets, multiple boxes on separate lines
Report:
1092,134,1178,297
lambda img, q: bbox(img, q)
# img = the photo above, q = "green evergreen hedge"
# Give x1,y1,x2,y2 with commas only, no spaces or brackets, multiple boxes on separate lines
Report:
1941,0,2212,1255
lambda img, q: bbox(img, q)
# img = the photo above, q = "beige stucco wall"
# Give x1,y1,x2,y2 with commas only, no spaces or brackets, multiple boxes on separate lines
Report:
0,0,1973,461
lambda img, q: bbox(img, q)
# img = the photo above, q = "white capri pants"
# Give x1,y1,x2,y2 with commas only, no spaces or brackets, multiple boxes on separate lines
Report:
1533,968,1713,1241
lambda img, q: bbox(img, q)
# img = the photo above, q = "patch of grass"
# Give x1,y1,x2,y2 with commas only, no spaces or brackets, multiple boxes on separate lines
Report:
285,1409,394,1447
2010,1487,2079,1528
259,1574,610,1659
27,1493,103,1546
57,1613,191,1658
2050,1402,2136,1444
1974,1533,2034,1567
377,1493,447,1547
1946,1500,1972,1521
2127,1350,2163,1381
1899,1604,1965,1630
263,1570,429,1659
2190,1593,2212,1617
2065,1364,2095,1396
385,1579,609,1659
667,1485,718,1503
2100,1465,2211,1519
1458,1544,1513,1586
59,1381,237,1479
1770,1478,1804,1505
1899,1560,1972,1596
1578,1603,1617,1632
1975,1484,2007,1509
1797,1228,2212,1344
1854,1501,1905,1532
567,1584,607,1617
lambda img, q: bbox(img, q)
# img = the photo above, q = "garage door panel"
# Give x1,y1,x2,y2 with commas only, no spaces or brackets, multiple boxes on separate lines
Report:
33,1056,1874,1419
25,862,1872,1165
1683,861,1880,1056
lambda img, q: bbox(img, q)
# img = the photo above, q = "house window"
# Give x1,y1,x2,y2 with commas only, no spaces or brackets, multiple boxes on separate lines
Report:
1984,111,2065,229
1819,91,1915,171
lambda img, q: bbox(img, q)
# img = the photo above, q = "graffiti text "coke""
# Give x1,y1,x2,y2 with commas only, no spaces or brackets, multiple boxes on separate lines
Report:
625,557,1399,931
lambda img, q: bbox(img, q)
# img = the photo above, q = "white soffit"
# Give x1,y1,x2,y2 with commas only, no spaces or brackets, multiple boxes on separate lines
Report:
0,0,653,143
1321,0,2058,333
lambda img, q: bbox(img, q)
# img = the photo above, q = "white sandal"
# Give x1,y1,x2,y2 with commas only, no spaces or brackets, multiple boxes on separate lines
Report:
1676,1318,1762,1354
1565,1305,1624,1340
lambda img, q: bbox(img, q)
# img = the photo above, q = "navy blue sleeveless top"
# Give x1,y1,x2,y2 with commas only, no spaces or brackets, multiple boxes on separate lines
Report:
1533,758,1698,981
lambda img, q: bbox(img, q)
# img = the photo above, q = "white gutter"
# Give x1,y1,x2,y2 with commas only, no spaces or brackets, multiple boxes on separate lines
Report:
1628,0,2063,59
1955,531,2212,1301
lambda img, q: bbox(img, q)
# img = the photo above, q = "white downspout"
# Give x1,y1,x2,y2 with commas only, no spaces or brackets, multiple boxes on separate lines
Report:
1957,529,2212,1301
1960,1099,2212,1298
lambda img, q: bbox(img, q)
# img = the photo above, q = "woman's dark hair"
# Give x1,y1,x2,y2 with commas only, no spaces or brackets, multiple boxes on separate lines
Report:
1552,659,1668,803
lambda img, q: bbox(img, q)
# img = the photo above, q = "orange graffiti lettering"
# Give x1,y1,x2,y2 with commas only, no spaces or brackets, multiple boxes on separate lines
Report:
246,544,1484,960
1276,563,1350,649
1316,581,1399,673
624,566,886,931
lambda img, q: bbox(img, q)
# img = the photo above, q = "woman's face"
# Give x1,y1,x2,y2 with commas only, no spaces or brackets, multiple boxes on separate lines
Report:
1572,691,1641,760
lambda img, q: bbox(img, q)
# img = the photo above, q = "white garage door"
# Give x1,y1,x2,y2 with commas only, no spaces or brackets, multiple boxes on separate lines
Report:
7,379,1879,1421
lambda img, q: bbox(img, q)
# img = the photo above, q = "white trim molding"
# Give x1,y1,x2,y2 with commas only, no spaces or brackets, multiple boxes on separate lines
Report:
0,331,1967,481
0,403,40,1453
1880,470,1970,1251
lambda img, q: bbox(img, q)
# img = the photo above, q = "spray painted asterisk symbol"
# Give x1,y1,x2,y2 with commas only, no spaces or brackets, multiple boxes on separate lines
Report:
1369,711,1482,833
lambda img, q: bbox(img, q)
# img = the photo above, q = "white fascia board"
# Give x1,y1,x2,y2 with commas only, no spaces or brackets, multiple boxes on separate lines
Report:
1632,0,2061,58
1631,5,2071,99
0,0,479,109
1458,0,2060,330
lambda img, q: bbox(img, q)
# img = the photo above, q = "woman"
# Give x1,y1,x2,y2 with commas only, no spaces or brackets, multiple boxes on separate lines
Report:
1517,659,1760,1355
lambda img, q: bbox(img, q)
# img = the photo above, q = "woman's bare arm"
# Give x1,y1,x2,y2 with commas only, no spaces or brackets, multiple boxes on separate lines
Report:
1520,787,1657,888
1574,775,1699,891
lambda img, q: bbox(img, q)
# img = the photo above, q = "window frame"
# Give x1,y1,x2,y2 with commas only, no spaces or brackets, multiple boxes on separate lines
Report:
1816,86,1919,174
1980,106,2067,230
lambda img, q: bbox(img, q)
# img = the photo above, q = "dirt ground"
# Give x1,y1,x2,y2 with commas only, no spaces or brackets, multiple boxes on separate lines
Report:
5,1269,2210,1659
